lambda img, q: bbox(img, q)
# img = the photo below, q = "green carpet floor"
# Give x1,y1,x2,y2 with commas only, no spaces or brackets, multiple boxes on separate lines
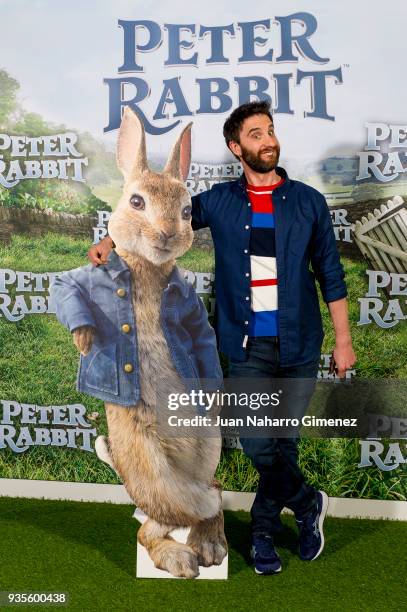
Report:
0,497,405,611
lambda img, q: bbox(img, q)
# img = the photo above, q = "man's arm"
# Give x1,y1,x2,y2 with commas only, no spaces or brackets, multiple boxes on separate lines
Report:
191,192,210,231
88,235,114,266
311,195,356,379
327,297,356,378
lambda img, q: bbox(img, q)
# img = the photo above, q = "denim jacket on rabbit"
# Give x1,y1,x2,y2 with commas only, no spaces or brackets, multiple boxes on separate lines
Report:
51,250,223,406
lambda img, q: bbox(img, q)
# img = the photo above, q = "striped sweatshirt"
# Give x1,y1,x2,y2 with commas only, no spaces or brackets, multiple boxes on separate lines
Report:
247,178,284,337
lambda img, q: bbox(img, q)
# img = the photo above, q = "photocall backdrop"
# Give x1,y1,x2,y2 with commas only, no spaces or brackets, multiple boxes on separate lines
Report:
0,1,406,501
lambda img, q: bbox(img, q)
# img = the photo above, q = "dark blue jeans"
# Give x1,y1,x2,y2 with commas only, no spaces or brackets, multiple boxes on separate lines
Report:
228,336,319,536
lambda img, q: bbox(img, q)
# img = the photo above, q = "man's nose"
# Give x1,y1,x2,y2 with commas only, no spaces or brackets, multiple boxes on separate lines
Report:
264,133,277,145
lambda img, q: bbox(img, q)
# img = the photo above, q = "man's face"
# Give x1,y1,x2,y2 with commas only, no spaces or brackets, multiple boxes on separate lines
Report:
229,114,280,173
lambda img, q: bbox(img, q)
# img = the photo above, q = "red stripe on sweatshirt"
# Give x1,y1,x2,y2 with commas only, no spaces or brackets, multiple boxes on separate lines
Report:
250,278,278,287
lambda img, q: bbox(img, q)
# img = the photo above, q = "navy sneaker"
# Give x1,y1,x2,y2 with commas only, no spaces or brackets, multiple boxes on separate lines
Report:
296,491,329,561
251,533,282,574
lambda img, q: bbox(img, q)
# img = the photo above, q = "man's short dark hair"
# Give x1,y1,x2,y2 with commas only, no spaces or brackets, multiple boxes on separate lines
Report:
223,101,273,149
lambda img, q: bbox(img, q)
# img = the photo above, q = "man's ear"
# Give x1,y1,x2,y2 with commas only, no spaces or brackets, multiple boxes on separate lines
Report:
228,140,242,159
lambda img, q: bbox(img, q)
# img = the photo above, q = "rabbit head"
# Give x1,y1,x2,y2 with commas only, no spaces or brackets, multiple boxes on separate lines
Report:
108,107,194,265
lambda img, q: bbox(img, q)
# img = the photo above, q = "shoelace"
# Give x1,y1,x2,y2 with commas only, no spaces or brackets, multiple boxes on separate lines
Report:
299,513,320,545
254,536,279,559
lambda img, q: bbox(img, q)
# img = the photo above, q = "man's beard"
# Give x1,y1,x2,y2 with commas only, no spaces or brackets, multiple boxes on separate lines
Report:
240,144,280,173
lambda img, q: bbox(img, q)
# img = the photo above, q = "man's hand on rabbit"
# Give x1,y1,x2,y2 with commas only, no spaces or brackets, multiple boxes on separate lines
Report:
88,236,114,266
72,325,96,355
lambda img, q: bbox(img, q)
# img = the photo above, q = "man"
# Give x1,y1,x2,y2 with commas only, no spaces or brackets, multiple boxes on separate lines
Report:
88,101,356,575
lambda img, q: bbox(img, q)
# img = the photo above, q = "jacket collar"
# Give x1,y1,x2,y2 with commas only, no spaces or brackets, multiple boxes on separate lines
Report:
104,250,189,298
104,249,130,280
233,166,291,198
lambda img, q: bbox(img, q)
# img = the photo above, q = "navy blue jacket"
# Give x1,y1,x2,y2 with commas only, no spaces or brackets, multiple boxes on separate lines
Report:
191,167,347,365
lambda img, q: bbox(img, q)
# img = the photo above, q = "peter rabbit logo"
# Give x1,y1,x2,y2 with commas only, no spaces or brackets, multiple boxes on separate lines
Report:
53,107,227,578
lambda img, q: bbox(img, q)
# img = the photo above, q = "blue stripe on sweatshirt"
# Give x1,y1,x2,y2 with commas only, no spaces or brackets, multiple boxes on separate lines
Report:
251,212,275,229
249,310,279,337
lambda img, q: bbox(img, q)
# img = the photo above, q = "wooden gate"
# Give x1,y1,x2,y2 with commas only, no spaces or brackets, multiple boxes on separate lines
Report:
353,195,407,274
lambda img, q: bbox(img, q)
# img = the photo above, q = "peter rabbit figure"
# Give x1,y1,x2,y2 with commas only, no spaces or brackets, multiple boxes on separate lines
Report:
51,107,227,578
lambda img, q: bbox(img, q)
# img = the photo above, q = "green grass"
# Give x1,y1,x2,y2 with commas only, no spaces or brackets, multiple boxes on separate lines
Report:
0,498,405,612
0,233,91,272
217,441,406,502
318,257,407,378
0,233,406,499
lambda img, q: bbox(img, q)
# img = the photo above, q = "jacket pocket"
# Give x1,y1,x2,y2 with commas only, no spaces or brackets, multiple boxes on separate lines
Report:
85,344,119,395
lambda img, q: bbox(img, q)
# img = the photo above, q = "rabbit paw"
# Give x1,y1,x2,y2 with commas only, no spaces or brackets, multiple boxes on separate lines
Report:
156,542,199,578
187,515,228,566
188,536,227,567
72,325,95,356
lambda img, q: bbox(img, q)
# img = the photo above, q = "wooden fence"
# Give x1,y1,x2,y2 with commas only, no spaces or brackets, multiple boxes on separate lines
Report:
0,206,96,243
353,196,407,274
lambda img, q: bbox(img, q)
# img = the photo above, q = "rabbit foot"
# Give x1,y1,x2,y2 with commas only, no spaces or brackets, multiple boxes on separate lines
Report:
72,325,95,355
155,541,199,578
188,538,227,567
186,512,228,567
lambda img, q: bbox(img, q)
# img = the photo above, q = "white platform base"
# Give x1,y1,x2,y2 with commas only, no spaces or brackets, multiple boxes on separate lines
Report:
133,508,228,579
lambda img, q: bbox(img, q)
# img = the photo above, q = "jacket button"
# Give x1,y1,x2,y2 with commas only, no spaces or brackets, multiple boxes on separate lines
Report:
244,249,248,254
245,225,249,229
245,296,250,301
121,324,131,333
117,288,126,298
245,272,250,277
282,195,286,200
124,363,133,373
244,321,249,325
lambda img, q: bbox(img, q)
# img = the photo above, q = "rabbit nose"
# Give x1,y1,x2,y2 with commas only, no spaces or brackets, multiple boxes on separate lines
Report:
160,230,176,241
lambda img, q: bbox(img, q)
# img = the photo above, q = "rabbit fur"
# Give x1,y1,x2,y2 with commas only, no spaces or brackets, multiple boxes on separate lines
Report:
72,107,227,578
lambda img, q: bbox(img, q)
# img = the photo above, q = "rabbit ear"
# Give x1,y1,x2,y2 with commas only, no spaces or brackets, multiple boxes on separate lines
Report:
164,122,192,181
117,106,148,179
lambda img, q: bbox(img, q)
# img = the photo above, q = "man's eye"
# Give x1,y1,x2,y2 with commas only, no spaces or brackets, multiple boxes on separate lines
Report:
182,205,192,220
129,194,145,210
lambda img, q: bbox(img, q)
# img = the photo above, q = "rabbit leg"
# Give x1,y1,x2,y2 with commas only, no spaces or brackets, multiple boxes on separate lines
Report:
186,483,228,567
137,518,199,578
94,435,119,476
105,402,221,526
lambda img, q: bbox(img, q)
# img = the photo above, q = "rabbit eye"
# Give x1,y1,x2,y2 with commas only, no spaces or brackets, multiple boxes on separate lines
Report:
129,194,145,210
182,205,192,220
